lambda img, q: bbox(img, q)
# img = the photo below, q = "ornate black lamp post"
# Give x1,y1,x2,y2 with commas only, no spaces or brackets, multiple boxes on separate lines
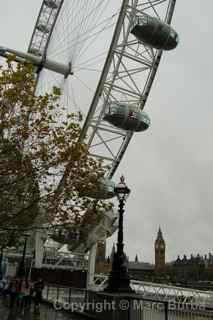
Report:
105,176,133,292
17,233,30,278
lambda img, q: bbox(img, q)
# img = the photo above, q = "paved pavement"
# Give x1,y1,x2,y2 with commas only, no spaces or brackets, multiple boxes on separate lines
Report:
0,299,86,320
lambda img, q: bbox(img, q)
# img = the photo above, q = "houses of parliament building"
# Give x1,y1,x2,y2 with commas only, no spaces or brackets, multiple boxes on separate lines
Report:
95,228,213,288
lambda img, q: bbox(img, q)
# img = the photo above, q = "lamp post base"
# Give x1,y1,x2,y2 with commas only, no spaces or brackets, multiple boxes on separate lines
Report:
105,252,134,293
17,262,25,278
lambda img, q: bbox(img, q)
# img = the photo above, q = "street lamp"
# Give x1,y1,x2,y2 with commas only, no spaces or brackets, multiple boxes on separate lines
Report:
105,176,133,292
17,232,30,278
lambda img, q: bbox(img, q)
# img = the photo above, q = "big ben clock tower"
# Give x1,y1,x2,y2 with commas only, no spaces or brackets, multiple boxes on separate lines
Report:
155,227,166,271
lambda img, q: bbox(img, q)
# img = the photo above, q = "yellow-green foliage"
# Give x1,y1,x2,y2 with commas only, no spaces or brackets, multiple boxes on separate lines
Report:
0,58,112,245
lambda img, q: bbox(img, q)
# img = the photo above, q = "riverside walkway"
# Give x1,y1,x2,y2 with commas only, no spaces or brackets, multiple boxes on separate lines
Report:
0,299,86,320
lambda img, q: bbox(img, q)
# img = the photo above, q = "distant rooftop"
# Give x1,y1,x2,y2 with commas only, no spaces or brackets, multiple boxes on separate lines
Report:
128,261,154,270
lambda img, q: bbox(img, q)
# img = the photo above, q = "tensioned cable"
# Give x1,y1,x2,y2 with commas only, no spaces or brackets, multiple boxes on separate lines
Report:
35,1,119,122
74,51,108,69
72,18,116,65
74,21,117,65
46,0,98,58
71,0,111,63
63,0,101,55
47,5,116,62
46,17,116,63
47,0,111,61
45,0,82,54
70,0,92,63
73,74,95,96
55,21,116,67
37,25,118,117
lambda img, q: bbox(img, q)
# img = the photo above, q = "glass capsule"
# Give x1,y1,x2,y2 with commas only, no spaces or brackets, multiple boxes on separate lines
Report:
131,14,179,50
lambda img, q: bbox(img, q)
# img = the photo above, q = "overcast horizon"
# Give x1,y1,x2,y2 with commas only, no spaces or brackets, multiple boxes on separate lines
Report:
0,1,212,264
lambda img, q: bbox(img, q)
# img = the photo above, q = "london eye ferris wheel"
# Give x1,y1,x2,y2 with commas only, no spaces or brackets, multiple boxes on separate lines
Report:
0,0,179,252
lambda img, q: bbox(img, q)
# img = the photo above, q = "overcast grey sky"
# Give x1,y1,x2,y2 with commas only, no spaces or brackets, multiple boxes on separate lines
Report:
0,1,212,263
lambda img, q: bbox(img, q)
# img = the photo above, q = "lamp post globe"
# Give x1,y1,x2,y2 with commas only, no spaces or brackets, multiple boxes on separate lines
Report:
105,176,133,293
114,175,130,201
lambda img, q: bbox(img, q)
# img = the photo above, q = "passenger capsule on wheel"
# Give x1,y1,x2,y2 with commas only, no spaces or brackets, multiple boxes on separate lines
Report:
44,0,58,9
81,178,115,199
36,23,50,34
28,47,42,56
131,14,179,50
103,103,150,132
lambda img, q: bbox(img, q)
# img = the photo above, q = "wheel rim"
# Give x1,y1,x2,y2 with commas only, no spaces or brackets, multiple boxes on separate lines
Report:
30,0,177,178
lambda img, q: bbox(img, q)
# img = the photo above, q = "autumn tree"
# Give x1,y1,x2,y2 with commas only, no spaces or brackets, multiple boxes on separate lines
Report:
0,57,113,248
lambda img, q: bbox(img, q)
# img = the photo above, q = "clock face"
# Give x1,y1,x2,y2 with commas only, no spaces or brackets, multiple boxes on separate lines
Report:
155,242,165,250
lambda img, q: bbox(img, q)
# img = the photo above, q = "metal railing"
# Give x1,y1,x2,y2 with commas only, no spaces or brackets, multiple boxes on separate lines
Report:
92,273,213,306
43,284,213,319
43,285,86,307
